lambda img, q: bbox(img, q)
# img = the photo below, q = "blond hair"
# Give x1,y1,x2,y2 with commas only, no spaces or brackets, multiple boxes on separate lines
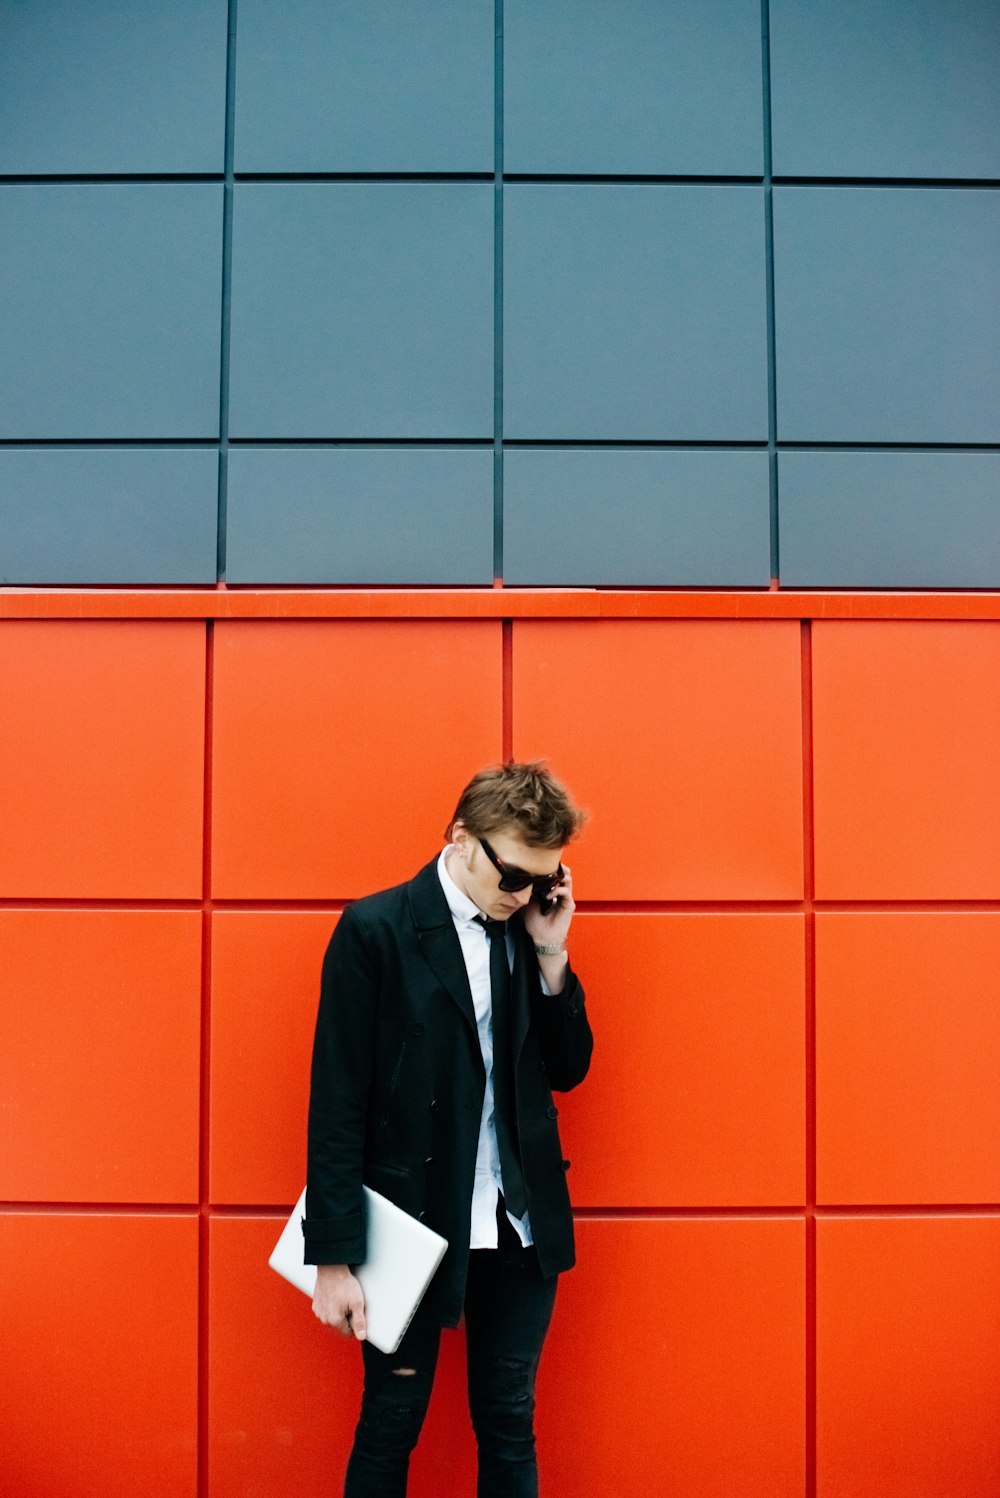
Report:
445,760,587,849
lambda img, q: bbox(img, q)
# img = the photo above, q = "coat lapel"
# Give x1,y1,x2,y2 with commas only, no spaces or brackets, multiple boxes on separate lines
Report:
407,855,478,1036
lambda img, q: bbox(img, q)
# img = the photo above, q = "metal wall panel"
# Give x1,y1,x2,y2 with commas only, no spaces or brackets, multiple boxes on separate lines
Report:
0,185,223,440
770,0,1000,179
226,447,493,583
503,185,769,440
234,0,494,172
773,187,1000,443
0,0,227,174
504,0,763,175
779,451,1000,587
228,184,494,438
0,448,218,584
504,448,770,585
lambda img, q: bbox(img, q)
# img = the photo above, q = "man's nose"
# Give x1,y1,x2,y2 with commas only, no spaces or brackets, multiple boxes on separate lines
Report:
512,885,533,906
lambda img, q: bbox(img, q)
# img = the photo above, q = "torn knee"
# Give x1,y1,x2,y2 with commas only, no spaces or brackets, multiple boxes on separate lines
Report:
493,1355,536,1399
392,1367,417,1377
470,1356,537,1445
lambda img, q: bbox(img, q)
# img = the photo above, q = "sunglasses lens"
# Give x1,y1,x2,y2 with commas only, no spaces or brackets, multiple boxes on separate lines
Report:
483,838,563,896
531,865,564,897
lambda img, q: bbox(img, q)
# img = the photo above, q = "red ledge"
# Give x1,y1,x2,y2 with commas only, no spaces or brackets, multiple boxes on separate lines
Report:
1,587,999,620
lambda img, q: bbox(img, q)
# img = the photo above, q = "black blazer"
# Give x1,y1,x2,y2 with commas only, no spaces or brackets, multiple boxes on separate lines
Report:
303,853,593,1327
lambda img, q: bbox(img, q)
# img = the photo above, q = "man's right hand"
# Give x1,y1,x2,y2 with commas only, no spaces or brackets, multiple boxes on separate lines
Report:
312,1263,367,1340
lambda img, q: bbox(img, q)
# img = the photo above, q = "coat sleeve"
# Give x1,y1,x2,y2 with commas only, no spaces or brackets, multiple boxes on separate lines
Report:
533,961,593,1093
303,904,380,1265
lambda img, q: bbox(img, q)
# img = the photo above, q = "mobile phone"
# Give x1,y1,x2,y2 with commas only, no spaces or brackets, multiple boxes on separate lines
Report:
534,888,559,915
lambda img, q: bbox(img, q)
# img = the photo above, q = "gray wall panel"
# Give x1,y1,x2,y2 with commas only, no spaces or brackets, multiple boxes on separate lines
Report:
504,0,763,175
779,451,1000,588
773,188,1000,444
0,185,223,440
0,449,218,583
234,0,493,173
770,0,1000,180
503,449,771,585
0,6,997,592
0,0,227,174
503,185,769,440
225,447,494,583
228,185,494,438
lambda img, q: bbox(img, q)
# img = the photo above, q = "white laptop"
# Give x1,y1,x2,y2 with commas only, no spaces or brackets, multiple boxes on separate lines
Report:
269,1186,448,1355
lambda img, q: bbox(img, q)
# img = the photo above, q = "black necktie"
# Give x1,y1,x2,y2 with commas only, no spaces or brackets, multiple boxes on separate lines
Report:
474,915,527,1219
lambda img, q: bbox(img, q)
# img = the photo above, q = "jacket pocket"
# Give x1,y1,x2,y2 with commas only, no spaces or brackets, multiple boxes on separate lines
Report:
380,1041,407,1127
364,1157,418,1216
365,1158,412,1182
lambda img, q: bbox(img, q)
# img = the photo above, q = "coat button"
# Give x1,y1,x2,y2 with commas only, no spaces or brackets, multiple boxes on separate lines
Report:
546,1105,558,1120
568,999,581,1018
561,1159,571,1171
418,1211,427,1222
423,1155,434,1167
429,1098,440,1112
410,1022,425,1036
538,1060,546,1073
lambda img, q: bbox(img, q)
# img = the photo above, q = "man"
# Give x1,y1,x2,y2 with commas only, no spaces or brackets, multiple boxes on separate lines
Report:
304,759,593,1497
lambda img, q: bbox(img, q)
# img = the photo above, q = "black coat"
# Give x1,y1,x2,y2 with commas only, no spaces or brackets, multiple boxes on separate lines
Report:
303,854,593,1327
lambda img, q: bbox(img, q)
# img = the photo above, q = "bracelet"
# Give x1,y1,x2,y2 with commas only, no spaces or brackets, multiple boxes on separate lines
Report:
534,942,566,956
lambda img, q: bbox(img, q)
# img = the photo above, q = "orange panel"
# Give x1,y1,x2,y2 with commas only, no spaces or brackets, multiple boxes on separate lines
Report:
0,910,201,1203
513,620,803,898
208,1215,476,1498
539,1217,806,1497
209,1216,804,1498
210,911,338,1204
817,1216,1000,1498
211,621,502,898
0,621,204,897
812,621,1000,898
558,914,805,1205
816,914,1000,1205
0,1211,198,1498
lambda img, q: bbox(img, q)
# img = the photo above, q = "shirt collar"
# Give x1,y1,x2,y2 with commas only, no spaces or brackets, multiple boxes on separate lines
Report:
437,844,488,926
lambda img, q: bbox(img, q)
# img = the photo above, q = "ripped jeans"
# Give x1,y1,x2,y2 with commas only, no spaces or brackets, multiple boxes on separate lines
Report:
343,1201,558,1498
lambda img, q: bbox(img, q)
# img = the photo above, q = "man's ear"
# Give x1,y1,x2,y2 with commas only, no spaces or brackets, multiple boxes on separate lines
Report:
451,821,470,857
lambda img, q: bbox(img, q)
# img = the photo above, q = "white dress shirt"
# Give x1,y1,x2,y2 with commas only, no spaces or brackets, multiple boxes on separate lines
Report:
436,845,534,1249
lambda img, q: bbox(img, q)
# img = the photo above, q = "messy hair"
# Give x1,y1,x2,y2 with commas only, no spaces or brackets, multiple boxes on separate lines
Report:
444,759,587,850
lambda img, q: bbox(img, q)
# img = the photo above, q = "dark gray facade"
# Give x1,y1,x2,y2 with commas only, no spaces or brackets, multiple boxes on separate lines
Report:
0,0,997,588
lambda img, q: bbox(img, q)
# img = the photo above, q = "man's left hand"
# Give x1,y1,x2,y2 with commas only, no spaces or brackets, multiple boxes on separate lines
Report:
522,864,574,951
523,862,577,976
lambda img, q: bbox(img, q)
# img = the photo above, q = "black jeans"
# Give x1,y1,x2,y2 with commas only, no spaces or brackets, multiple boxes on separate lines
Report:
343,1202,559,1498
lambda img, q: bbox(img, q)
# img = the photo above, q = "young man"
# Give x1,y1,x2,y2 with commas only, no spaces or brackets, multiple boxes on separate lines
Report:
304,760,593,1497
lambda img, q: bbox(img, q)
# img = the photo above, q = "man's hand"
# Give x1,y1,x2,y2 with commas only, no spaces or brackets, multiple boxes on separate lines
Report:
523,864,574,993
522,863,574,946
312,1263,367,1340
523,862,577,940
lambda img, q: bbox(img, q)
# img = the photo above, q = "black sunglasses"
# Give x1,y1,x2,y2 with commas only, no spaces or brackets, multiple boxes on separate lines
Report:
479,835,564,896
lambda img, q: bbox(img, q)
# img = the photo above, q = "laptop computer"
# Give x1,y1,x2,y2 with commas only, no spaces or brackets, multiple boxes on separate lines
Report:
268,1186,448,1355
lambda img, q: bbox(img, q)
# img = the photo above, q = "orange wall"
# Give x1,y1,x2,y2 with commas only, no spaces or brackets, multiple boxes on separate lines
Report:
2,604,999,1498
